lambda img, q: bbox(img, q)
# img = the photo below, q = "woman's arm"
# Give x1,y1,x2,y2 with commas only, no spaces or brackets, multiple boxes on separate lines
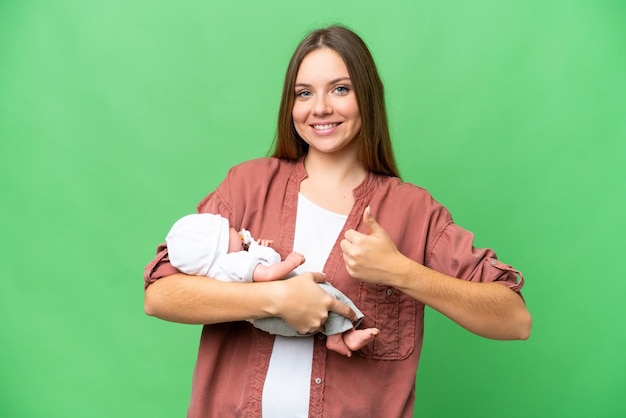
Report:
340,207,532,340
386,260,530,340
144,272,356,333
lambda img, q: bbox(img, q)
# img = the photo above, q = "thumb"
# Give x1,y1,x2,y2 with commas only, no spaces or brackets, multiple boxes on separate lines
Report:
362,205,381,234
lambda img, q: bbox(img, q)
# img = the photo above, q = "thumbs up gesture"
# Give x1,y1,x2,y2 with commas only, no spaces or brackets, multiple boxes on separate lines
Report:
340,206,406,284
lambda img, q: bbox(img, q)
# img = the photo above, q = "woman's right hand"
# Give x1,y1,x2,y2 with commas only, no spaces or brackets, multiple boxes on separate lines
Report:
270,272,356,334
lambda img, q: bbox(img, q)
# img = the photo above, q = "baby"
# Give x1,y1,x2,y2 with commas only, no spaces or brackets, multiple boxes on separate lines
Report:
166,213,379,357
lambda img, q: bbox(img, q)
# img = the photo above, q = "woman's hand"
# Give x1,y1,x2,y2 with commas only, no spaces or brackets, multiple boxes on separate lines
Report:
340,206,410,286
270,272,356,334
341,207,532,340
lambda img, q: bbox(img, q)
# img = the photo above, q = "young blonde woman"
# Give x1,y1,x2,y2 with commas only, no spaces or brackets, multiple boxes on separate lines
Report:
144,25,531,418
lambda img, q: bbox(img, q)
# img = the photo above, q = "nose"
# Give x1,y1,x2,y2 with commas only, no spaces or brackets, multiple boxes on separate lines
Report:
312,94,332,116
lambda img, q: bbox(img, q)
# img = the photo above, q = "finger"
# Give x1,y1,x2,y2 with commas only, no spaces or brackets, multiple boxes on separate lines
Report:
343,228,364,244
339,237,351,253
328,299,357,322
310,272,328,283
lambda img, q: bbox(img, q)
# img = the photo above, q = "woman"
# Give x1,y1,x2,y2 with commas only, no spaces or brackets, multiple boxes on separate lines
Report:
144,25,531,418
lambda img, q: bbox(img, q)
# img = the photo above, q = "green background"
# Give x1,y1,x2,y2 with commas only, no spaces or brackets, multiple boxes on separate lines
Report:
1,1,624,417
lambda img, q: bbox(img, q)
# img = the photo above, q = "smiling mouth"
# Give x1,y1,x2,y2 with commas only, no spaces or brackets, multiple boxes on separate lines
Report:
312,123,340,130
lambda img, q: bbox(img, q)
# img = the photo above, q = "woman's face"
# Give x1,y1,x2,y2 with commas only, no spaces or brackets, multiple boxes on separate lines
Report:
292,48,362,157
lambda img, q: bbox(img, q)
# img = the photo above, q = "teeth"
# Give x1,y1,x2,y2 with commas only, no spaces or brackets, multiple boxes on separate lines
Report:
313,123,338,130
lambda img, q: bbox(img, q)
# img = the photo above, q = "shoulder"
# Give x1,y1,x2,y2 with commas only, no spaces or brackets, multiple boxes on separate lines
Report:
227,157,295,179
197,158,293,215
370,175,454,231
220,158,297,195
375,176,446,211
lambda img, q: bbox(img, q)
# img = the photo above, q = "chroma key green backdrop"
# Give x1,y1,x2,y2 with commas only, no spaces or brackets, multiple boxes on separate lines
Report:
1,1,624,417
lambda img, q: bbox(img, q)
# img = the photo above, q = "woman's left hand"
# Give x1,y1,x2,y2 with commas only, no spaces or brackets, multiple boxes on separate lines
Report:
340,206,409,285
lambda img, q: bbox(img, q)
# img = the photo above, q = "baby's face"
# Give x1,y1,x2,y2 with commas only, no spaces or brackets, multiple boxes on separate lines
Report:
228,227,243,253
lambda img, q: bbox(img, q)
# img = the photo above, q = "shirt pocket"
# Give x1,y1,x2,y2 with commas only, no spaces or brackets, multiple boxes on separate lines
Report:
356,282,417,360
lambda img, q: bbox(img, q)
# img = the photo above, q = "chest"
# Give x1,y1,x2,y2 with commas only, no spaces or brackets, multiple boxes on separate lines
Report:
298,177,355,215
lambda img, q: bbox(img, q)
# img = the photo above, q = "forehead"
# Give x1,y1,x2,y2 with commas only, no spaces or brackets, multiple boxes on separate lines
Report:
295,48,349,82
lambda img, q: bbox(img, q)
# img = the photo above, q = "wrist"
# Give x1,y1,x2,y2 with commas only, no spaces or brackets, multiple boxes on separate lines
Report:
259,280,285,318
386,253,418,289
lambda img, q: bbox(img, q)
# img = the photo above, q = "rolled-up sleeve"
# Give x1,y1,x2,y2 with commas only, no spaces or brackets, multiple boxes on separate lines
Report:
426,222,524,294
144,243,180,289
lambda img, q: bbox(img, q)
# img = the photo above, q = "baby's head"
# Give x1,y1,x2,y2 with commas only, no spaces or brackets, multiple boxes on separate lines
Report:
166,213,233,268
166,213,255,277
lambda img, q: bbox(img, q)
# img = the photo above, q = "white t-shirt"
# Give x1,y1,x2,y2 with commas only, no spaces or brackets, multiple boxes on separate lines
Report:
261,193,347,418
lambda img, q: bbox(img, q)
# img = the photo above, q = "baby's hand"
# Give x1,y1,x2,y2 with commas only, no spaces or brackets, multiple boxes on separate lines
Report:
286,252,305,266
257,239,274,247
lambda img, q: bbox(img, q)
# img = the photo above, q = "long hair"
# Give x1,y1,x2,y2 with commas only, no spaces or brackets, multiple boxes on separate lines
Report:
271,25,400,178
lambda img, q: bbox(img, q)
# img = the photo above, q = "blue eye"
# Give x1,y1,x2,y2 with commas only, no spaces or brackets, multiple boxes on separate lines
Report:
296,90,312,98
335,86,350,95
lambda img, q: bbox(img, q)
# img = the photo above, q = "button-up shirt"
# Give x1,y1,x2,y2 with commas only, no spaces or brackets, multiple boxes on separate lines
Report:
144,157,524,418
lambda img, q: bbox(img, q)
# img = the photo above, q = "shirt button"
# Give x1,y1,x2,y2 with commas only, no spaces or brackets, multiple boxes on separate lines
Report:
491,259,497,266
314,378,322,385
317,333,325,340
386,288,393,296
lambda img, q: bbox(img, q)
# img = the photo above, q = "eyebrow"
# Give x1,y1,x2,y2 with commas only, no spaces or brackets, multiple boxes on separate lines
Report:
294,77,352,88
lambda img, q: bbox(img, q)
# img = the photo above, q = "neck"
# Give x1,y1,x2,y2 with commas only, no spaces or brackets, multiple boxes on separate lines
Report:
303,150,367,189
299,148,368,215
